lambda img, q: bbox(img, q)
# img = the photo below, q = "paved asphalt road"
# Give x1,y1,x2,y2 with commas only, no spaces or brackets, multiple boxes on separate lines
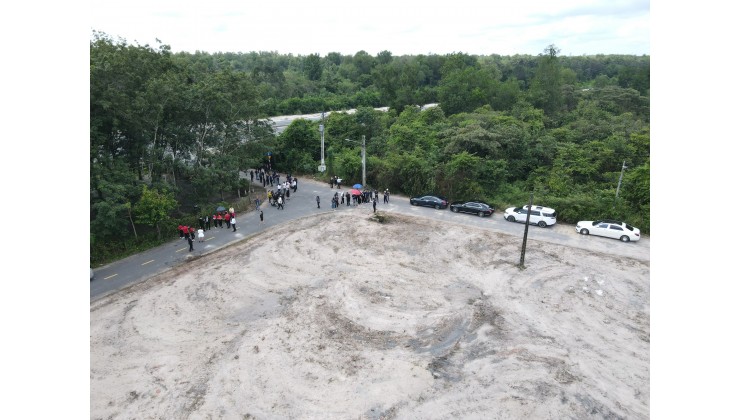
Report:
91,176,650,302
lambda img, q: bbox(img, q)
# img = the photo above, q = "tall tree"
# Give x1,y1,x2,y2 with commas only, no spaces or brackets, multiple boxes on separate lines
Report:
529,44,563,118
133,185,178,240
304,53,323,81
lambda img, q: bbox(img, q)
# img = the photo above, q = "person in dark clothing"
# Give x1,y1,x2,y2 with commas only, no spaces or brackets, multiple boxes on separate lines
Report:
373,198,377,213
199,217,205,231
187,233,194,252
189,227,196,240
316,195,321,208
260,210,264,225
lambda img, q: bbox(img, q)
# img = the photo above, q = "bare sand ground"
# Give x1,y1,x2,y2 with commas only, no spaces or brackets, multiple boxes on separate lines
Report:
90,210,649,419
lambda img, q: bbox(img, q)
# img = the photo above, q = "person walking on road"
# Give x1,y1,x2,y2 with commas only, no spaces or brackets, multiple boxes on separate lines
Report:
277,196,284,210
260,210,264,225
373,198,377,213
231,215,236,232
187,233,194,252
197,228,204,242
316,195,320,209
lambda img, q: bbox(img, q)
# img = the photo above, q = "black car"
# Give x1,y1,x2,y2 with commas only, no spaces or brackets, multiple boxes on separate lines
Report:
450,201,494,217
410,195,448,209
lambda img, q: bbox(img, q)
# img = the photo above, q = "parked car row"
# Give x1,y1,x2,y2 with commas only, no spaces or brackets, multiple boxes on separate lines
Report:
409,195,641,243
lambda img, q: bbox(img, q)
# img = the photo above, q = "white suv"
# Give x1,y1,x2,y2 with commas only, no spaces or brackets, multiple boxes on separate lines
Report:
503,205,557,227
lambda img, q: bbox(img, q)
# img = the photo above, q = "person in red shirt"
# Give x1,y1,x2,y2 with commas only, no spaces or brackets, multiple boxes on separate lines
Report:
224,212,230,228
216,212,223,228
189,226,195,240
178,225,184,238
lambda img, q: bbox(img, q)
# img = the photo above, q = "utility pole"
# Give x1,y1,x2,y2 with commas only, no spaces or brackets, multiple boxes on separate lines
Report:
361,134,366,188
615,160,627,204
318,112,326,173
345,136,367,187
519,192,534,268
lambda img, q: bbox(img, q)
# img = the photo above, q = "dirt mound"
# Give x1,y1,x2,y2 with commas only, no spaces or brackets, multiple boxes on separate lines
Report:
91,211,649,419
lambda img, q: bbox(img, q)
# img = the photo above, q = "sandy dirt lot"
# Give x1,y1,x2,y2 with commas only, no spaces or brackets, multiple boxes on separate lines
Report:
90,210,650,419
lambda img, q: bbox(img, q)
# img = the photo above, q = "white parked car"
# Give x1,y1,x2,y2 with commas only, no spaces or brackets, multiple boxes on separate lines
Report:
503,205,557,227
575,220,641,242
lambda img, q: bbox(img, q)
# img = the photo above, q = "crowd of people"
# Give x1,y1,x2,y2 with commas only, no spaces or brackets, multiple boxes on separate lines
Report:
177,168,391,253
266,173,298,210
178,207,238,252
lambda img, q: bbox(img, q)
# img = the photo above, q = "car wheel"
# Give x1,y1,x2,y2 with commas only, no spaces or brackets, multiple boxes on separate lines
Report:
478,211,484,217
537,221,547,228
452,207,458,212
580,228,589,235
435,204,440,209
507,216,515,222
620,235,630,242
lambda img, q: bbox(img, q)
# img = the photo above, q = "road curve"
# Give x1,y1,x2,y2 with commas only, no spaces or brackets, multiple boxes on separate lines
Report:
91,176,649,302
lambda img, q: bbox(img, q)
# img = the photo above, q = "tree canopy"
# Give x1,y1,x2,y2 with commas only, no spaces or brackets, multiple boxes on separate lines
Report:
90,31,650,265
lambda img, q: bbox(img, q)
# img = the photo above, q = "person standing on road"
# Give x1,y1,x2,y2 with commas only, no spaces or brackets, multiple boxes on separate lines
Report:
178,225,184,239
187,232,194,252
277,195,284,210
373,198,377,213
231,215,237,232
224,212,231,228
197,227,204,242
260,210,264,225
189,226,195,240
316,195,321,208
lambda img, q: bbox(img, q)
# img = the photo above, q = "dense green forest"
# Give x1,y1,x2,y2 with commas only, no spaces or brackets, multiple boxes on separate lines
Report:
90,31,649,265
